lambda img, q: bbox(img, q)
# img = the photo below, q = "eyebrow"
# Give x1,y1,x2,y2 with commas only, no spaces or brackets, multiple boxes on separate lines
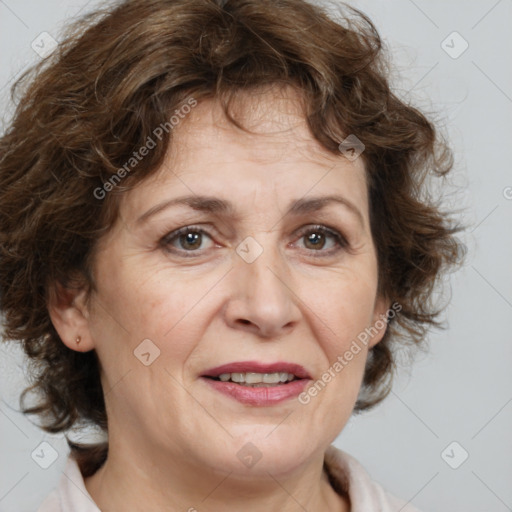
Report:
136,194,365,227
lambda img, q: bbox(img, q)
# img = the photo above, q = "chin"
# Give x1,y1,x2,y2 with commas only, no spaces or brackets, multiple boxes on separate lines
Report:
200,427,321,478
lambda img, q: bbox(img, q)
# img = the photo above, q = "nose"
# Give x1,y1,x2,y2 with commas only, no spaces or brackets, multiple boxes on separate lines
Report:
223,239,302,339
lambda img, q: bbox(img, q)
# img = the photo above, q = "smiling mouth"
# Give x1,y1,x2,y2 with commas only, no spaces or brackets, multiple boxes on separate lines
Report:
200,361,311,405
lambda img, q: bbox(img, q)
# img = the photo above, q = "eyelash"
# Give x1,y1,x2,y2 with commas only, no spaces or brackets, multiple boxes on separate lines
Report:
160,224,348,258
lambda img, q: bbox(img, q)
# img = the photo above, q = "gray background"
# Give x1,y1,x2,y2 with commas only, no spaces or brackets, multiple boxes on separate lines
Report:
1,1,511,510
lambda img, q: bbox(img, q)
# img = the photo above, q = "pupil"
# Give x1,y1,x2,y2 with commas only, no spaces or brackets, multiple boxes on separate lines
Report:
181,231,201,249
306,232,324,249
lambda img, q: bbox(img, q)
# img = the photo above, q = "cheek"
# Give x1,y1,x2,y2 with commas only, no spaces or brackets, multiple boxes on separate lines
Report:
93,254,189,333
308,270,378,353
89,258,211,371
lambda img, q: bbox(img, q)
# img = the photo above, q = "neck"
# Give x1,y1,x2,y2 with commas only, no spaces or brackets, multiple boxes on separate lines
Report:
84,438,349,512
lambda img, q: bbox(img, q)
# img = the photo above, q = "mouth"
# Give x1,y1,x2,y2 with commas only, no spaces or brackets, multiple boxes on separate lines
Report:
200,361,311,405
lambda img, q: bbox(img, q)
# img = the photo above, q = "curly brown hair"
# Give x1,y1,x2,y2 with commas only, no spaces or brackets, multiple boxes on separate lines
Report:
0,0,465,476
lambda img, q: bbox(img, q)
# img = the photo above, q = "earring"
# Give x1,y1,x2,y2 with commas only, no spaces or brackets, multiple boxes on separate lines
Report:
76,336,81,345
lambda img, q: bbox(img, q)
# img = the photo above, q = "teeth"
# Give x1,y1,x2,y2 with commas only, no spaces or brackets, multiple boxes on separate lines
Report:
245,372,262,384
263,373,281,384
215,372,296,385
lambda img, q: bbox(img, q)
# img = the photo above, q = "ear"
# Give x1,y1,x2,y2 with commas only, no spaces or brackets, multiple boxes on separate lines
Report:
47,279,94,352
368,294,392,349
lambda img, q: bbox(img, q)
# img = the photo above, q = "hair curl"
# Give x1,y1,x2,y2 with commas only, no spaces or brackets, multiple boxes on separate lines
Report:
0,0,465,476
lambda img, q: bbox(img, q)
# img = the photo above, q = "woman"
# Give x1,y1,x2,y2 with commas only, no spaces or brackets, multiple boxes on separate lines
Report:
0,0,464,510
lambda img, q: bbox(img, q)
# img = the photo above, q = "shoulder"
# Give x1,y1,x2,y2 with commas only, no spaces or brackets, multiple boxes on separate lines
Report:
324,445,422,512
37,453,101,512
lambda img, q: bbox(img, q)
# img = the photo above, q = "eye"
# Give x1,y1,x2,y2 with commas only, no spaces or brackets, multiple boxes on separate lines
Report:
160,224,348,258
161,225,215,255
294,225,348,256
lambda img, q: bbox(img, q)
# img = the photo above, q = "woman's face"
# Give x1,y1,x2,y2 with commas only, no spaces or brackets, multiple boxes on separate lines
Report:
69,87,389,477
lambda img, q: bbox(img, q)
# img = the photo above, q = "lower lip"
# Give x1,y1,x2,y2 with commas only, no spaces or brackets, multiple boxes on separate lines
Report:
202,377,310,406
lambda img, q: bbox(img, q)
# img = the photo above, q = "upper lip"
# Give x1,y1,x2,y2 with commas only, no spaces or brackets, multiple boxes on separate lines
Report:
202,361,311,379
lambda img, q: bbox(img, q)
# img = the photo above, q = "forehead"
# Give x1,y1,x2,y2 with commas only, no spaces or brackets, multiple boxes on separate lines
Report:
120,87,369,222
